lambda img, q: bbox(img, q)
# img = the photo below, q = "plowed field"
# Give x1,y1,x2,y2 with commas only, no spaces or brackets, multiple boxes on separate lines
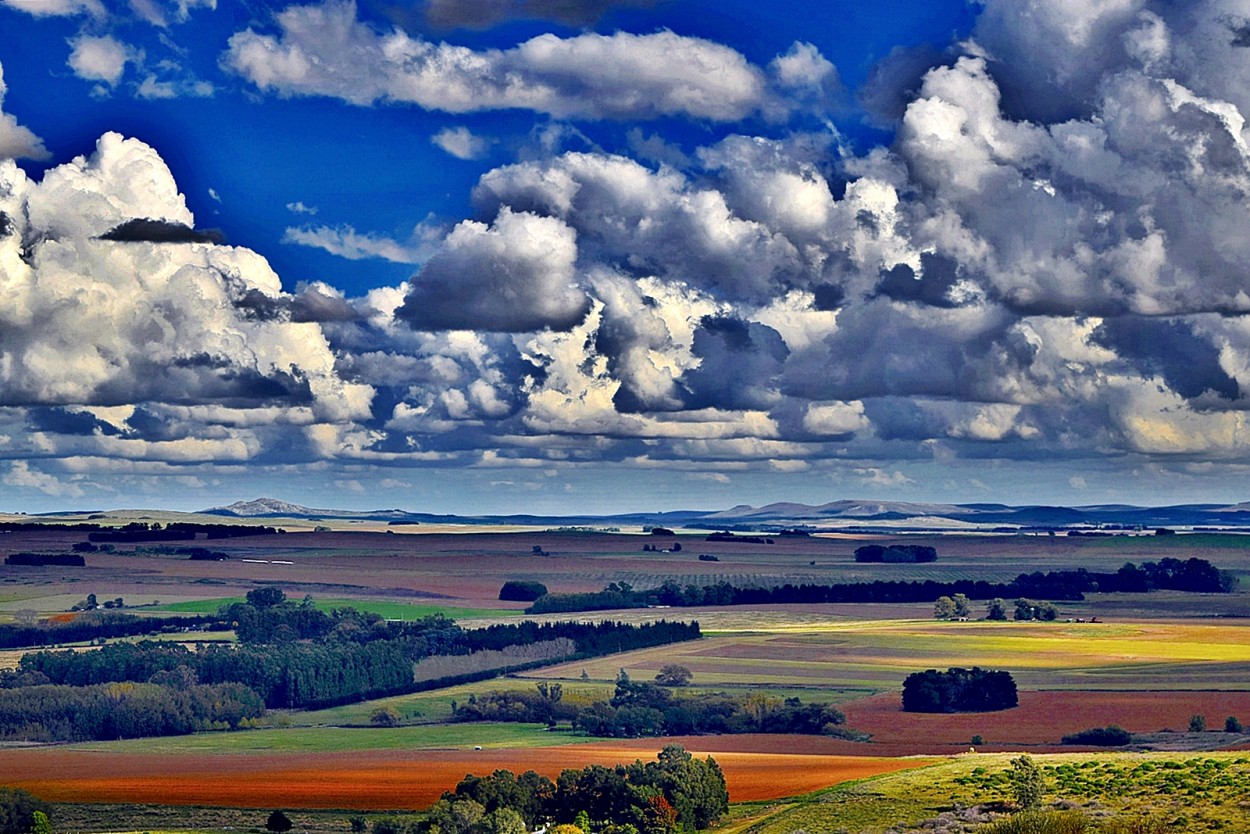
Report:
0,744,936,810
840,689,1250,753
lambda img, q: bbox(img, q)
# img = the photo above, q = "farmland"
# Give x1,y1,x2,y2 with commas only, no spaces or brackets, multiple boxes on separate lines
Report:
2,521,1250,831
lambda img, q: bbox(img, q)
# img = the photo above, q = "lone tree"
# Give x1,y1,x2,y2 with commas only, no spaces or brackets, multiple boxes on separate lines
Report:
934,596,956,619
1009,754,1045,809
266,810,293,832
655,664,693,687
985,598,1008,621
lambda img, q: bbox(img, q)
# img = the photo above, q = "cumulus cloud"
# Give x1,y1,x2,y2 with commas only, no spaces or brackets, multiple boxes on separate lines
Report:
0,132,373,467
0,63,50,161
397,207,590,332
223,0,770,121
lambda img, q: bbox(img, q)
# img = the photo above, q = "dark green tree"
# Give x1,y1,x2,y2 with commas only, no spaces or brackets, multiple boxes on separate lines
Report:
0,789,48,834
266,810,293,832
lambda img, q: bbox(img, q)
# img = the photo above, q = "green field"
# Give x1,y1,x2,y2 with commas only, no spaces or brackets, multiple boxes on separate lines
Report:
66,722,572,754
147,597,517,621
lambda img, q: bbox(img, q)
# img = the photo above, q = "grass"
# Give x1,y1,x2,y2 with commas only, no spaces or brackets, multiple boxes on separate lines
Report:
739,751,1250,834
146,597,517,621
65,722,577,754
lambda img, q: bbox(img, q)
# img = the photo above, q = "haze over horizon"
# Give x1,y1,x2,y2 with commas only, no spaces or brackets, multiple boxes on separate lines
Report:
2,1,1250,514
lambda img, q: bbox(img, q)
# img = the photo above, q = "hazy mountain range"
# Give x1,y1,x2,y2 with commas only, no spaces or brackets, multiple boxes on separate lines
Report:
201,497,1250,531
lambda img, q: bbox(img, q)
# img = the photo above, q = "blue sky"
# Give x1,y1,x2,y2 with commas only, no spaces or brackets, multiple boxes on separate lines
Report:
1,0,1250,514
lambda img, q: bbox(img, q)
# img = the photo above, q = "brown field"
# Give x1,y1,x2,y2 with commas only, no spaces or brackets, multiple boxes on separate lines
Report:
839,690,1250,754
0,743,936,809
6,526,1250,616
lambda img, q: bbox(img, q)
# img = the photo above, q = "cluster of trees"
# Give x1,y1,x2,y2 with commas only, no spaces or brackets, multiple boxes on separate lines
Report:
705,532,773,544
854,544,938,563
426,745,728,834
453,676,846,739
498,581,548,602
87,521,281,542
0,680,263,741
901,667,1018,713
942,596,1059,621
528,558,1235,615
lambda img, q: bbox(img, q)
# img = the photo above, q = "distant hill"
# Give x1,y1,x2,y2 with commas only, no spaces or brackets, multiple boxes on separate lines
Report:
197,496,1250,531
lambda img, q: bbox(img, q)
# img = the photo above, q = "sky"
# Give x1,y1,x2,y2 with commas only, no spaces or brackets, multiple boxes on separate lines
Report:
2,0,1250,514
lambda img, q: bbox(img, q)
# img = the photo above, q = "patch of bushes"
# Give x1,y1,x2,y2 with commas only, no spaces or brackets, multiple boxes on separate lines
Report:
1061,726,1133,746
498,581,548,602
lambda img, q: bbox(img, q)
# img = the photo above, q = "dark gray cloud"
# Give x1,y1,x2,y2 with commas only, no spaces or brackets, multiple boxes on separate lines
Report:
99,218,226,244
1094,318,1241,401
682,316,788,411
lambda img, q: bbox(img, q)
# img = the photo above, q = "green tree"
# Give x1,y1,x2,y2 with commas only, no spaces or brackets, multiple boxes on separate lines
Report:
30,812,50,834
0,788,49,834
348,816,367,833
1008,755,1044,810
479,808,526,834
985,598,1008,621
952,593,971,618
654,665,692,687
248,587,287,608
1189,714,1207,732
574,811,591,833
266,811,293,833
1225,716,1242,733
933,596,956,619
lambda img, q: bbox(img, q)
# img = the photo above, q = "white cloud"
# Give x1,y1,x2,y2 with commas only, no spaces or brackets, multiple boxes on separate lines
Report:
283,222,439,263
431,126,490,160
4,462,85,497
286,201,317,215
67,35,137,87
0,62,50,161
1,0,104,17
223,0,770,121
855,468,915,488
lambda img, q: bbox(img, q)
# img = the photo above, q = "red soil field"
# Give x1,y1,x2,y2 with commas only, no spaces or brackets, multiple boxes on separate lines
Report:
840,690,1250,754
0,744,935,810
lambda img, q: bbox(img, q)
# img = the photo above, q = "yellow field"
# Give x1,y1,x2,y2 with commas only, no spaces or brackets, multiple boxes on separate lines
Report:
521,618,1250,691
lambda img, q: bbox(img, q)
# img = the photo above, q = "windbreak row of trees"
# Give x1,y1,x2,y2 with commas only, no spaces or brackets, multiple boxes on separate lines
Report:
9,596,702,711
0,680,263,742
528,558,1235,614
0,611,222,650
452,676,846,739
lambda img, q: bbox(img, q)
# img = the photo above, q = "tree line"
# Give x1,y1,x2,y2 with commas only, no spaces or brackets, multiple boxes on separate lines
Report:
527,557,1235,614
0,680,263,741
0,610,223,650
452,675,846,739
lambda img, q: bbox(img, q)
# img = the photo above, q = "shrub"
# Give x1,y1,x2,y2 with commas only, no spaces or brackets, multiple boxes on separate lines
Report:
1189,714,1207,732
1060,725,1132,746
499,581,549,602
370,706,401,726
1225,715,1243,733
983,810,1090,833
